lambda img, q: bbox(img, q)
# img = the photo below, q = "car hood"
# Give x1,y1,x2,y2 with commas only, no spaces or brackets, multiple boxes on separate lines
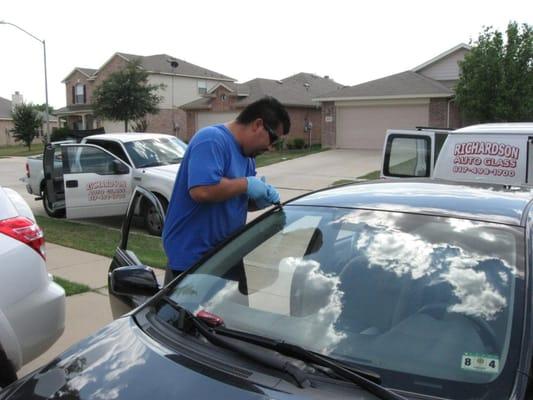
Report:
3,318,284,400
142,163,181,180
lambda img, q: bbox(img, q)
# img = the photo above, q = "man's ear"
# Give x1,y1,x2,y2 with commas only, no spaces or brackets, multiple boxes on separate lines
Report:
252,118,263,132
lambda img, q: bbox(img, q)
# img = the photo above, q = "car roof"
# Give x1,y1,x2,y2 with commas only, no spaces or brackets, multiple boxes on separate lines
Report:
452,122,533,135
288,180,533,226
85,133,175,143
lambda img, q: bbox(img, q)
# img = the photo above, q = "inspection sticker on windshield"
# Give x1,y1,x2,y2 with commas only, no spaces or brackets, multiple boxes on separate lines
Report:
461,353,499,373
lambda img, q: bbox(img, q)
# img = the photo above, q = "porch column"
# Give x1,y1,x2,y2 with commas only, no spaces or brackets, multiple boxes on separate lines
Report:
81,114,86,130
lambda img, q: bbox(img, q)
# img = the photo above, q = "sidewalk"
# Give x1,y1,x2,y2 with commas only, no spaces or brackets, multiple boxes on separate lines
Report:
19,243,165,376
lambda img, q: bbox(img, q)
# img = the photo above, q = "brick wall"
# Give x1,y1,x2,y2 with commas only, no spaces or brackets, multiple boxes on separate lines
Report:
92,55,129,90
321,102,336,148
145,108,187,137
64,70,94,106
186,111,197,140
429,98,464,129
211,86,238,112
285,108,322,145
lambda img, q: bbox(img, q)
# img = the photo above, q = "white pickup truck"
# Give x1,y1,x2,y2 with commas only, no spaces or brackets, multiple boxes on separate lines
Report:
26,133,186,235
380,122,533,186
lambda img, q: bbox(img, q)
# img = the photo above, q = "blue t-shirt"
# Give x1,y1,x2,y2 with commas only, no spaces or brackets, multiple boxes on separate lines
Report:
162,125,256,271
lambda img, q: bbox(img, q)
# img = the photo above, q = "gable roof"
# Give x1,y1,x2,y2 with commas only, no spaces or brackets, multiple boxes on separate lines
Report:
411,43,471,72
182,73,344,110
115,52,235,81
314,70,453,101
61,67,98,82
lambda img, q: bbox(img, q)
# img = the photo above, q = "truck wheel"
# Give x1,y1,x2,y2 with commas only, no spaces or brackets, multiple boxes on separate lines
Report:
144,196,167,236
42,189,65,218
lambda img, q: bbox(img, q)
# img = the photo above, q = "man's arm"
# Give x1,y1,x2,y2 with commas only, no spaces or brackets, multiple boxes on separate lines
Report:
189,177,247,203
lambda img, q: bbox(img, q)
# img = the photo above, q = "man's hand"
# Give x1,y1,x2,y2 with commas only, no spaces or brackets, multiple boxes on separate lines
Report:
247,176,280,209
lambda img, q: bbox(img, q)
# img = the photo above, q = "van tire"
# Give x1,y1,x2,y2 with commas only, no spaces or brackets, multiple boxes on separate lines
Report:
144,195,167,236
42,188,65,218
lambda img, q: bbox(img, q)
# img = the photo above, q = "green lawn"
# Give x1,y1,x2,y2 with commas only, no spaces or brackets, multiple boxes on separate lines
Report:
255,145,327,168
53,276,91,296
37,216,166,269
0,143,44,157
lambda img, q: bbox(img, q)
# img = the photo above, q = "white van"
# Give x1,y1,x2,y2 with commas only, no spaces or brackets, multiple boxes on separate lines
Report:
381,123,533,186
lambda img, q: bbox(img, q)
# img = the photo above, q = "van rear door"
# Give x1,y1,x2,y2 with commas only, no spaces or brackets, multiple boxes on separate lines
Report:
381,130,435,178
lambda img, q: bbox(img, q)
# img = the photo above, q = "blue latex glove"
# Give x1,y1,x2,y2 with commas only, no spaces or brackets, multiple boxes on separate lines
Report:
246,176,280,208
265,184,280,204
255,185,280,209
246,176,269,200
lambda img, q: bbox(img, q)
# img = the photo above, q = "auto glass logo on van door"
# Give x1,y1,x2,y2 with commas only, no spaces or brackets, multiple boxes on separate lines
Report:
86,180,127,201
452,141,520,177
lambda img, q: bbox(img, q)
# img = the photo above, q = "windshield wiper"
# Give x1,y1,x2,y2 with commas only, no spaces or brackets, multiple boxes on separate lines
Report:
213,326,407,400
161,297,310,388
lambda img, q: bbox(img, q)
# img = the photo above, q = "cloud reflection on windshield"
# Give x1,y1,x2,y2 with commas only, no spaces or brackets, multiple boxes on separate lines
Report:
336,211,515,321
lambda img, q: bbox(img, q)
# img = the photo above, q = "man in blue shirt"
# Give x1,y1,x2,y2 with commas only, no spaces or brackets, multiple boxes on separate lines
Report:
162,96,291,284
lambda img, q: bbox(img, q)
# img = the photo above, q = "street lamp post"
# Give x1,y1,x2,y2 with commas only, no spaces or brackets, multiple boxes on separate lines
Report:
0,20,50,143
166,58,179,137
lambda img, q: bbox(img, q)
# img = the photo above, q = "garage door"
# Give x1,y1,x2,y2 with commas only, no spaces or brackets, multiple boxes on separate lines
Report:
336,103,429,149
197,112,238,130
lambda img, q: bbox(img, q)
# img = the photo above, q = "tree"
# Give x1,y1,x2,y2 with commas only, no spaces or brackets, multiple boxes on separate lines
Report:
92,59,164,131
33,103,54,114
10,104,42,150
455,21,533,123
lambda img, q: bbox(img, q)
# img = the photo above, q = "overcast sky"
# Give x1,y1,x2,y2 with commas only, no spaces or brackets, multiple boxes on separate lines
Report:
1,0,531,108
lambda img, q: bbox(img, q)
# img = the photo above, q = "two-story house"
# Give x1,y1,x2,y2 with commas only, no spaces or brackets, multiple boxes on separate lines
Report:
55,52,235,137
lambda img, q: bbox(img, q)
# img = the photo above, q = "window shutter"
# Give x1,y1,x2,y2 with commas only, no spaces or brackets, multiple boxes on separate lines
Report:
83,85,87,103
72,86,75,104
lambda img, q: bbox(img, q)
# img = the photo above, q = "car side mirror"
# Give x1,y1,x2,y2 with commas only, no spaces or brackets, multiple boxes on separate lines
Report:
112,159,129,175
110,265,160,297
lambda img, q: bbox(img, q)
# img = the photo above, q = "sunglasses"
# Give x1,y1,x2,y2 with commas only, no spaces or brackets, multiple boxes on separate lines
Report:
263,123,279,145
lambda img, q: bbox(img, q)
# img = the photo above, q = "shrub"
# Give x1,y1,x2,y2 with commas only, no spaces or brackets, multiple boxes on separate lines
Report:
293,138,305,149
274,137,285,151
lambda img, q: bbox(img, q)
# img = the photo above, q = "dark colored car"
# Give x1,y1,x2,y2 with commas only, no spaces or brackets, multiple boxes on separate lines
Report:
2,180,533,400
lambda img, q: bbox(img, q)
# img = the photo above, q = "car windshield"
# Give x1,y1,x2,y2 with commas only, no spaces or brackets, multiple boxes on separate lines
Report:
164,206,525,399
124,137,186,168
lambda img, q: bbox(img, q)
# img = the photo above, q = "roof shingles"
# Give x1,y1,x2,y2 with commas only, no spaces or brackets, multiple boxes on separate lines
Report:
182,73,344,110
316,71,453,100
117,53,234,81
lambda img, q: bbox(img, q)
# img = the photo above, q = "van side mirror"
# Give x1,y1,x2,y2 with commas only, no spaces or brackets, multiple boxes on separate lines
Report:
112,159,129,175
109,265,160,297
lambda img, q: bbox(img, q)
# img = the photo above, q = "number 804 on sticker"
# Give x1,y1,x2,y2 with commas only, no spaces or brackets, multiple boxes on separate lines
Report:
461,353,499,373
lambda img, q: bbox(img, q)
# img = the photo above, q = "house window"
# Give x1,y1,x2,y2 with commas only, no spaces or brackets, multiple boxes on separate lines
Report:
75,84,85,104
197,80,207,95
220,94,227,101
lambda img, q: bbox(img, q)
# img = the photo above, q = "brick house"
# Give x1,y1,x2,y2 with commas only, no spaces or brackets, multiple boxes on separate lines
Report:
181,73,344,144
54,53,235,139
0,93,59,146
315,44,471,149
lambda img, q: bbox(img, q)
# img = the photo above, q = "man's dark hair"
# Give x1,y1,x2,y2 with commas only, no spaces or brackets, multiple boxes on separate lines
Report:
236,96,291,135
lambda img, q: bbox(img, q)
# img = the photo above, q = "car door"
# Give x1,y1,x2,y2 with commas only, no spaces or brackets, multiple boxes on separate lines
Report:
108,186,165,318
61,144,133,219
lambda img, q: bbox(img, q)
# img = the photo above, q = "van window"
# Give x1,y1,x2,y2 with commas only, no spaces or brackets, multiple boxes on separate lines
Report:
384,135,431,177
